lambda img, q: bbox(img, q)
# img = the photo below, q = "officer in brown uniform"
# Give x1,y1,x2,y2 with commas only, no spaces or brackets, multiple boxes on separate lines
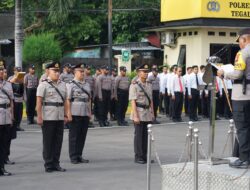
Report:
114,66,130,126
24,64,39,124
147,67,160,124
0,60,13,176
36,61,68,173
8,67,25,131
129,63,154,164
59,63,74,83
66,63,91,164
110,68,117,121
96,66,112,127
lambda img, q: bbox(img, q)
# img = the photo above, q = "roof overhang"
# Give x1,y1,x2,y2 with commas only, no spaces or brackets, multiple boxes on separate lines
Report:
141,18,250,32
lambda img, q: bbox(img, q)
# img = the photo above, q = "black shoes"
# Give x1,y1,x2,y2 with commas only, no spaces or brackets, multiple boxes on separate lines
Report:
0,168,12,176
4,158,15,165
152,120,160,124
16,127,24,131
53,166,66,172
229,159,250,169
45,166,66,173
78,157,89,163
118,121,129,126
134,159,146,164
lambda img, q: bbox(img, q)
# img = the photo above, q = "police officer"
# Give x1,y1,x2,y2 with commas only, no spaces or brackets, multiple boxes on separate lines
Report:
36,61,68,173
171,67,185,122
147,67,160,124
8,67,25,131
217,28,250,168
114,66,130,126
59,63,74,83
96,66,112,127
129,63,154,164
24,64,39,124
93,67,101,121
0,60,13,176
66,63,91,164
110,68,117,121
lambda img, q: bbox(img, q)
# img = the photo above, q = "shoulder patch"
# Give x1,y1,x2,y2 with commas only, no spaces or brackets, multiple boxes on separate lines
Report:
234,51,246,71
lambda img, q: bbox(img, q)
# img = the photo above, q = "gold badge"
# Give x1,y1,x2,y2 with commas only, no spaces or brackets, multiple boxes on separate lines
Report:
55,63,59,68
144,65,148,69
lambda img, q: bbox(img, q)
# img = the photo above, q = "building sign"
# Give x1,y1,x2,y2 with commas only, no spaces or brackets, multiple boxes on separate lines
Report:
161,0,250,22
122,49,131,62
64,48,101,58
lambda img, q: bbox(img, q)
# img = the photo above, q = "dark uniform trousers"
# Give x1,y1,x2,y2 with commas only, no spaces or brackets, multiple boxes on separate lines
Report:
42,120,64,169
69,116,89,161
116,89,129,123
152,90,160,118
173,92,183,120
189,89,199,120
26,88,37,122
98,90,111,123
232,100,250,161
13,102,23,130
201,91,209,117
169,96,174,119
164,88,170,115
0,125,11,168
159,93,164,113
93,97,99,120
216,92,224,117
198,96,202,115
184,88,189,115
134,121,150,161
110,98,116,119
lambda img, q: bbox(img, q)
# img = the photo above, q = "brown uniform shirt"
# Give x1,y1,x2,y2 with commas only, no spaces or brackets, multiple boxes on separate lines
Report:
147,74,160,91
24,73,39,88
37,78,67,121
96,74,112,99
114,75,130,99
129,78,153,122
0,80,14,125
66,79,91,117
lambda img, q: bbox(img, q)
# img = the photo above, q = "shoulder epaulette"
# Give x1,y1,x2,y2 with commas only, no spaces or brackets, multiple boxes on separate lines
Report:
42,79,48,82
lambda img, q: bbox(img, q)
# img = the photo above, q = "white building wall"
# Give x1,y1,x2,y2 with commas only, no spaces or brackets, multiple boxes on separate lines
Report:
163,28,239,69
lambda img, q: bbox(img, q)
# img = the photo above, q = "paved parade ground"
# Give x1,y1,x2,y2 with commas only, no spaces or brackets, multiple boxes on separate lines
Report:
0,116,233,190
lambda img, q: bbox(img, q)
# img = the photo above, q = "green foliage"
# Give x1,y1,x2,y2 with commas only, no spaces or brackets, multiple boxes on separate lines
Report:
127,70,137,82
0,0,14,11
23,33,62,74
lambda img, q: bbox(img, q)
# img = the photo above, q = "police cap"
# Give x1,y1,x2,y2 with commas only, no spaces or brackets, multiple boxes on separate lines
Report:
136,63,149,71
112,67,117,72
46,61,60,70
72,63,85,70
119,66,127,72
63,63,72,68
14,67,22,72
101,65,109,70
85,64,91,70
236,28,250,42
29,64,35,69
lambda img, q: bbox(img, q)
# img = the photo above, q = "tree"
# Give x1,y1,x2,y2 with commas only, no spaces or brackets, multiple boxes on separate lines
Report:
23,33,62,75
15,0,23,68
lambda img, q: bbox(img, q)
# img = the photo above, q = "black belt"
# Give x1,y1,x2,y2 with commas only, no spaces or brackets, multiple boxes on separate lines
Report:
44,102,64,107
0,103,10,109
118,88,129,92
136,103,150,109
72,98,89,102
234,79,250,84
14,94,23,97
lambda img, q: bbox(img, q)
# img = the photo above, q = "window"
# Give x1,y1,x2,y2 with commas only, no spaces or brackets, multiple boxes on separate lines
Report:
177,33,181,37
219,32,226,36
189,32,192,36
208,31,215,36
183,32,187,36
177,45,186,72
230,32,237,37
194,31,198,35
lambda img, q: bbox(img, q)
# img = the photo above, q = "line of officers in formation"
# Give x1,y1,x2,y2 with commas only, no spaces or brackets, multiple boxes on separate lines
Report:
1,26,250,175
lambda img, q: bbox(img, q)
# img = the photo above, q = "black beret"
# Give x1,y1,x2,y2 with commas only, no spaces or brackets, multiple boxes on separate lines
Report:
119,66,127,72
63,63,72,68
14,67,22,72
72,63,85,70
85,65,91,69
101,65,109,70
236,28,250,42
112,67,117,72
136,63,149,71
152,68,158,72
46,61,60,69
29,64,35,69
